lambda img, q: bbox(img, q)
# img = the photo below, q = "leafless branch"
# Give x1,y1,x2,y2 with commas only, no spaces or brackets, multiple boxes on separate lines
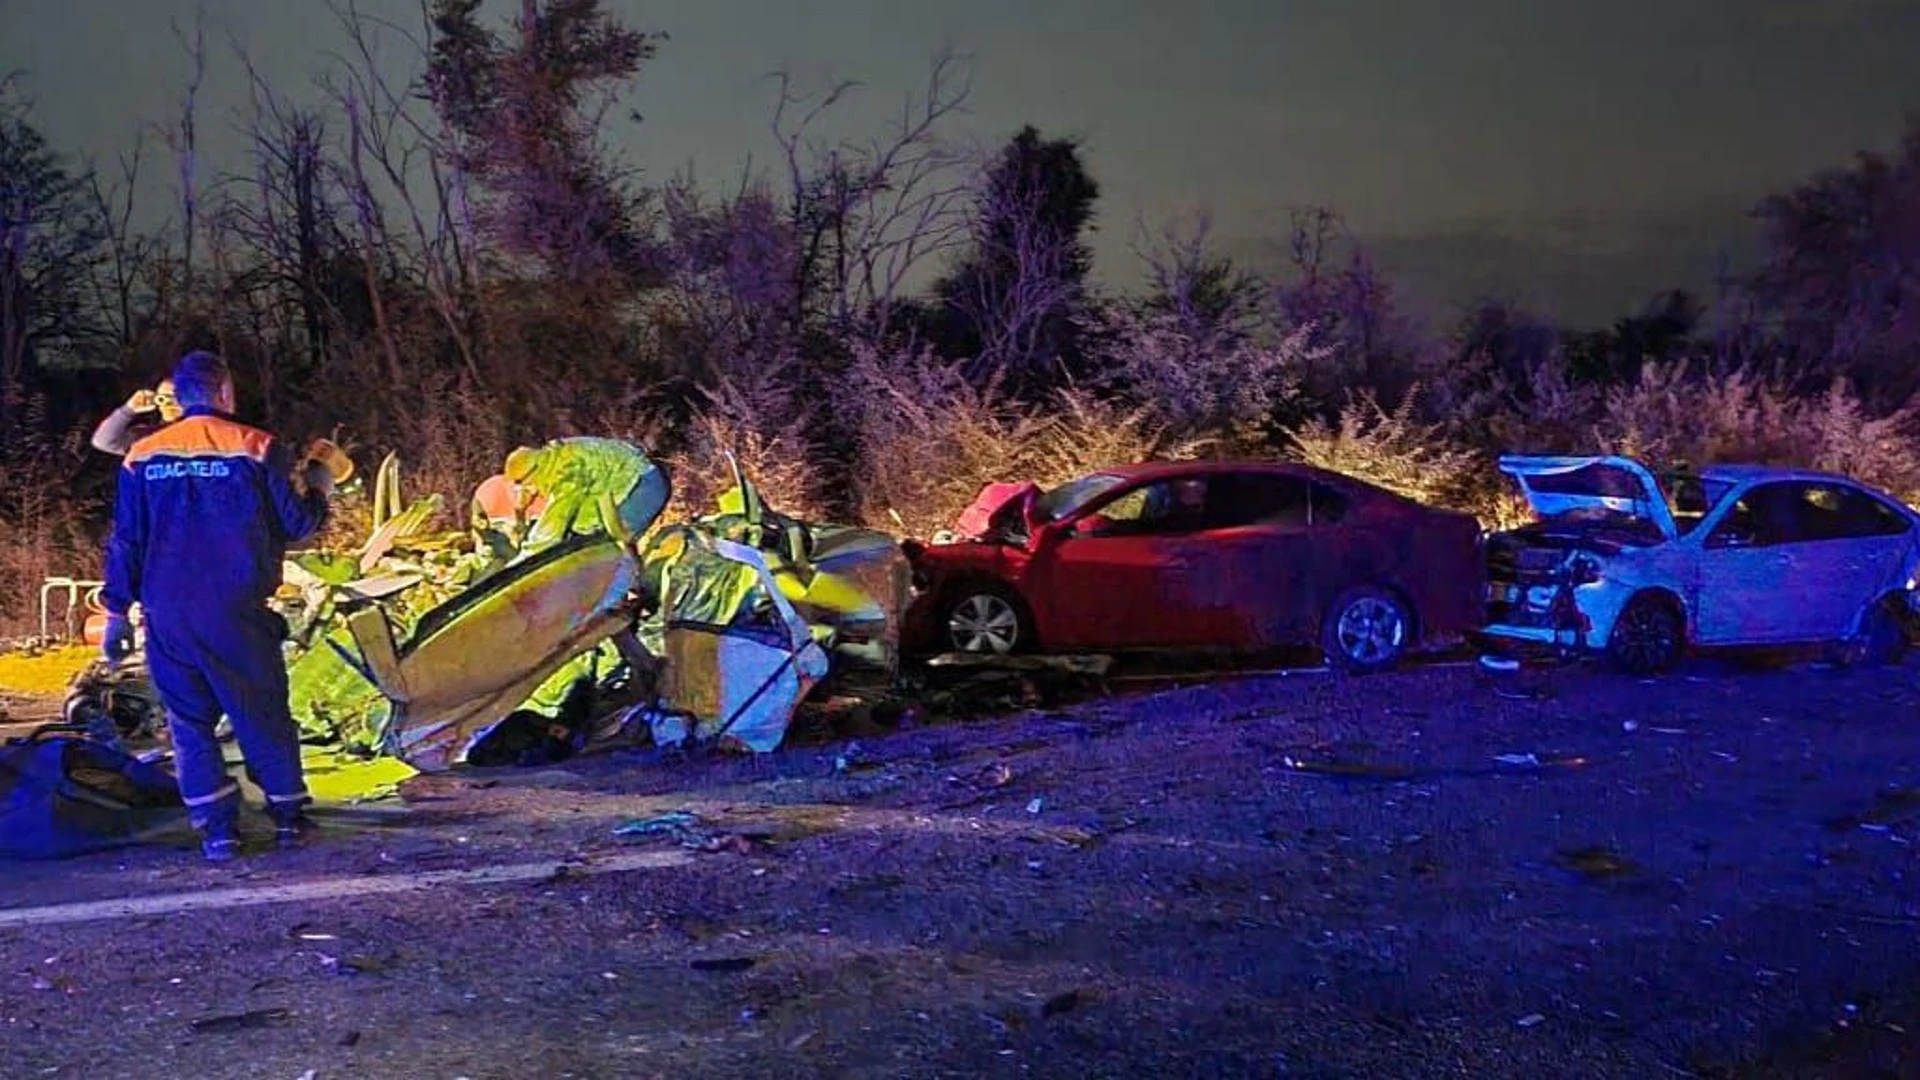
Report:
951,175,1081,376
767,48,974,336
321,0,484,383
163,6,208,296
84,135,156,352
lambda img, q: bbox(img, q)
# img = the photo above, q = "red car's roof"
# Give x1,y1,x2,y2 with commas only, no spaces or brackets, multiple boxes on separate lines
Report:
1090,460,1350,484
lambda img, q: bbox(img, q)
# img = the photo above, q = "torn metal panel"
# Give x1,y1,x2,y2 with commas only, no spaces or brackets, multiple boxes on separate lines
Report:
646,456,909,676
651,540,832,753
356,536,649,771
1497,455,1680,540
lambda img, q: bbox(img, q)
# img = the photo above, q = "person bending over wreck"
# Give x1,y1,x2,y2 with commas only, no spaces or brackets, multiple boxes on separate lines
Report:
91,377,183,456
101,351,334,862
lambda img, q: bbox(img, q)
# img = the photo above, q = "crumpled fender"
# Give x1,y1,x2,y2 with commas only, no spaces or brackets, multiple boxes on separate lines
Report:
954,482,1039,540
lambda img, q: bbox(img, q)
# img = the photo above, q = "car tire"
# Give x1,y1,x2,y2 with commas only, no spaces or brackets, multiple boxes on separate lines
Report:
939,583,1031,656
1853,601,1910,667
1320,585,1412,674
1607,593,1684,676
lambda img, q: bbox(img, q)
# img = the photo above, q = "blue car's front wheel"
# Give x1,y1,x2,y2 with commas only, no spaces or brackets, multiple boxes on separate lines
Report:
1607,594,1684,676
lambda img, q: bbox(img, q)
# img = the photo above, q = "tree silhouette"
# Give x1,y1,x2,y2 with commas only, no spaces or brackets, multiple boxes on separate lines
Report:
936,126,1099,387
424,0,664,286
0,82,107,428
1748,114,1920,403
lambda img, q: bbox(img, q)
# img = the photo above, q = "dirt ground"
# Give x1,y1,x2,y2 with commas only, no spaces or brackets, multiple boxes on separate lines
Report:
4,657,1920,1079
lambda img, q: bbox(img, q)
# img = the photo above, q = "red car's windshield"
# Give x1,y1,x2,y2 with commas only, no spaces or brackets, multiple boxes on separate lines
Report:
1033,473,1127,523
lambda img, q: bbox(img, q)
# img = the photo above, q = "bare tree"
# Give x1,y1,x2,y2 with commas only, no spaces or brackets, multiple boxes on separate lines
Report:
1272,204,1423,409
1,76,107,421
338,85,408,392
767,49,973,338
84,133,162,357
222,42,346,379
652,169,798,374
947,175,1085,379
159,8,208,300
323,0,484,384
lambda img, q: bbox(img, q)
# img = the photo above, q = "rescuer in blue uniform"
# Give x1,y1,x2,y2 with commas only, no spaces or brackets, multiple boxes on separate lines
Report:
101,351,334,862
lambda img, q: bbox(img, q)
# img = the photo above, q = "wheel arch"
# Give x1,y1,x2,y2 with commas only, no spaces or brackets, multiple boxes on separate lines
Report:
1606,586,1690,673
934,574,1040,651
1378,579,1423,646
1322,577,1423,646
1859,587,1918,640
1630,585,1688,625
1320,580,1418,672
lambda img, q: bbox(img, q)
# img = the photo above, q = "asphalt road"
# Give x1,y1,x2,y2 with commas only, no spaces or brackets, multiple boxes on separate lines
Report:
3,657,1919,1078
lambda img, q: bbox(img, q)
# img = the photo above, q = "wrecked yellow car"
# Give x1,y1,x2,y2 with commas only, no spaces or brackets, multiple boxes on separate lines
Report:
63,439,909,774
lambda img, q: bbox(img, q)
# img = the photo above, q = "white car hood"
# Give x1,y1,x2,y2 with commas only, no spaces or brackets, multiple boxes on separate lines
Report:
1498,455,1679,541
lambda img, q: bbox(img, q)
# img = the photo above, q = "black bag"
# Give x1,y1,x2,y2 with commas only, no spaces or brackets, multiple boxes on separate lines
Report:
0,730,185,860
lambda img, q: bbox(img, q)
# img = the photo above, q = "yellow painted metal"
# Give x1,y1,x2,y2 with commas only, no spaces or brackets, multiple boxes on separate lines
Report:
348,538,643,770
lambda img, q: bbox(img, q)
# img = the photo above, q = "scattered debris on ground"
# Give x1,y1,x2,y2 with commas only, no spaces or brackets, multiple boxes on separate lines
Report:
2,662,1919,1077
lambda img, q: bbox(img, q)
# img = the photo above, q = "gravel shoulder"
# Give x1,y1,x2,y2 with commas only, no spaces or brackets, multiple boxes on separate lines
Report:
3,658,1919,1079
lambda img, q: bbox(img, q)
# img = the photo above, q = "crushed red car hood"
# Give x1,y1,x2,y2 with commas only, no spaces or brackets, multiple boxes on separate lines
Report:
952,482,1039,540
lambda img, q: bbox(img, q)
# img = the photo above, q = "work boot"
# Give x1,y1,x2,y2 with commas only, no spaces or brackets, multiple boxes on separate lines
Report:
267,800,318,850
197,802,241,864
201,831,239,862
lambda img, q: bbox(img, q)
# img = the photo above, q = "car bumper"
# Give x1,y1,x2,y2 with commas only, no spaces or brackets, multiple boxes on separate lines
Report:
1474,622,1585,655
898,594,944,657
1481,575,1602,651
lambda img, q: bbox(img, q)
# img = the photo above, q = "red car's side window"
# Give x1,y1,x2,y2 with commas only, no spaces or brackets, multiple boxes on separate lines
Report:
1204,473,1348,530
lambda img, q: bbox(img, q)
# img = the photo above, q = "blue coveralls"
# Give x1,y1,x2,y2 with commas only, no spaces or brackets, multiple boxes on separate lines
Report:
102,407,330,831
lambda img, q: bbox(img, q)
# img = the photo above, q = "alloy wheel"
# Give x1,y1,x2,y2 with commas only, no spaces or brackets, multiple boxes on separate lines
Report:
1334,595,1406,667
1612,601,1680,674
947,593,1021,654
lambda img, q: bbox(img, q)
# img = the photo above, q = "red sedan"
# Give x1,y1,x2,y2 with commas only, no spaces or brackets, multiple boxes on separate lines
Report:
899,461,1485,671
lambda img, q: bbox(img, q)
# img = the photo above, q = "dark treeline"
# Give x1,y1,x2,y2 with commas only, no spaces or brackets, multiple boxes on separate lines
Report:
2,1,1916,634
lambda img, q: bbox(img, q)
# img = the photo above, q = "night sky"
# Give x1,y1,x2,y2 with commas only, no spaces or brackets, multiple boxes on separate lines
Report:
3,0,1917,327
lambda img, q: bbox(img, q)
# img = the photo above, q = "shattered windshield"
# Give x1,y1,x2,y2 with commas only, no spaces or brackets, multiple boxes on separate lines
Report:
1034,473,1126,523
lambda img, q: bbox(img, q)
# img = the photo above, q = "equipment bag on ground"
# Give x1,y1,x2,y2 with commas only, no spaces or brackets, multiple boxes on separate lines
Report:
0,729,185,860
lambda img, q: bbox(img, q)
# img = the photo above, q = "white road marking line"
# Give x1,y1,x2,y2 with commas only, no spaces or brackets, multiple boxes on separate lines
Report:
0,850,693,930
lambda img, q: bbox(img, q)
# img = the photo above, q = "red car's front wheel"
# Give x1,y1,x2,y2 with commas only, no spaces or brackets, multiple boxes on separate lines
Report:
941,586,1030,655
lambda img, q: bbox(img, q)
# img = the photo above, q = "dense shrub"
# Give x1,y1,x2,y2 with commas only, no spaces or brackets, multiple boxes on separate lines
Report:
843,341,1190,539
1599,361,1920,504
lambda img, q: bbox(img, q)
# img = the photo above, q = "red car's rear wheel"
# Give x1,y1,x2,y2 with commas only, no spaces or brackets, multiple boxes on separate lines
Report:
1321,586,1411,673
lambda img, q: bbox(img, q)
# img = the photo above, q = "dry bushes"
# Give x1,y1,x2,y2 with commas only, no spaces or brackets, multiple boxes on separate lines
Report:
0,428,100,639
1600,361,1920,504
1431,349,1603,457
1086,306,1312,450
843,341,1192,538
12,314,1920,643
666,360,830,523
1287,386,1490,512
401,375,520,513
